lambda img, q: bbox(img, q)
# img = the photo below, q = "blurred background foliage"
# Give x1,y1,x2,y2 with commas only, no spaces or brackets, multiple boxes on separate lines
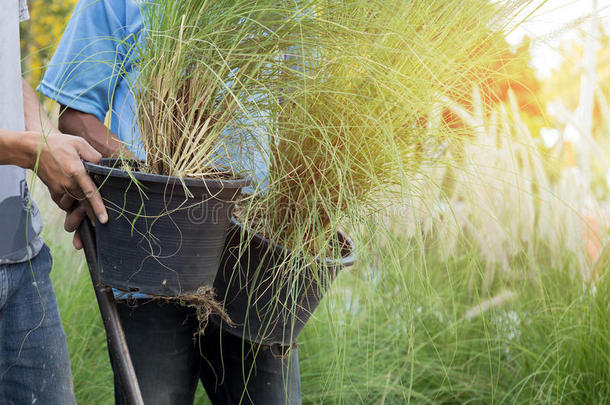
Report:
20,0,77,93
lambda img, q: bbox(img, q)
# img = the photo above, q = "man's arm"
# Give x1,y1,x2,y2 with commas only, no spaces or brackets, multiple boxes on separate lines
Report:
58,106,127,158
0,79,109,228
0,130,41,168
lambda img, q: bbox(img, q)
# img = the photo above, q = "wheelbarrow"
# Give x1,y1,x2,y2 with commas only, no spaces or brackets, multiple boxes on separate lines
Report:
78,219,144,405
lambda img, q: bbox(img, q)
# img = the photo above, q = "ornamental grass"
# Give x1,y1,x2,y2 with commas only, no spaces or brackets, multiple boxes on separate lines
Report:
235,0,536,257
130,0,544,336
135,0,306,180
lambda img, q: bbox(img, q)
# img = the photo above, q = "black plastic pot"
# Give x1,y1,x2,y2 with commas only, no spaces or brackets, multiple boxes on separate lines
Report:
212,219,355,346
84,159,249,296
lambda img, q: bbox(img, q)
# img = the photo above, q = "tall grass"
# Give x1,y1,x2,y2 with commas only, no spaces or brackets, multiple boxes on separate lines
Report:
242,0,525,253
223,0,555,354
135,0,305,179
299,226,610,404
31,157,609,404
404,88,606,287
133,0,535,250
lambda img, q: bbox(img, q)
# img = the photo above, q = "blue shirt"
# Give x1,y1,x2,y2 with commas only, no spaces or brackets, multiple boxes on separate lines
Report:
38,0,145,159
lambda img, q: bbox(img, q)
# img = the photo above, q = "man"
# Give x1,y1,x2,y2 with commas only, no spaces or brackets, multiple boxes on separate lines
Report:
0,1,108,403
39,1,301,404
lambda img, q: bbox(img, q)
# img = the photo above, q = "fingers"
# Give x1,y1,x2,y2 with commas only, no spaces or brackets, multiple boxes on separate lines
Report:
41,134,108,224
74,137,102,164
65,203,98,251
58,193,76,212
64,204,87,233
69,139,107,224
73,170,108,224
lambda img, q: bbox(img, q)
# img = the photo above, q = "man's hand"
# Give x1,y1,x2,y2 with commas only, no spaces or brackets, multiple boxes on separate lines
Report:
16,78,108,248
32,131,108,225
58,106,131,158
0,128,108,249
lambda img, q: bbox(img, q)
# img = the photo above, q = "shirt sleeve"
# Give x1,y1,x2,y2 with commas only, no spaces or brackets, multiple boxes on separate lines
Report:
18,0,29,22
37,0,127,123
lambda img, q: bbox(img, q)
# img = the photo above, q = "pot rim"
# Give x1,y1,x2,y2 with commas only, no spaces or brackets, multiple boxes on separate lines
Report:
229,218,356,267
84,158,250,190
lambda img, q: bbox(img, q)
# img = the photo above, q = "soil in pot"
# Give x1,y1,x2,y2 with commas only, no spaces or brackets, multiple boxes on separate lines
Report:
212,218,355,346
85,158,249,296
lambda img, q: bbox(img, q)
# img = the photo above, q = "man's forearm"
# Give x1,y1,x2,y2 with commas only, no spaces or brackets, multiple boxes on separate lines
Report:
0,129,38,168
22,78,58,136
58,105,124,158
0,79,52,168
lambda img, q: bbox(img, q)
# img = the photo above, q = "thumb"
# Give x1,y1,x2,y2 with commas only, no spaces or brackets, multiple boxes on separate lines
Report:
74,137,102,164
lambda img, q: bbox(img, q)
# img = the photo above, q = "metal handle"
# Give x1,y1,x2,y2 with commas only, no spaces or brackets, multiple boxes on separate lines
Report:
78,218,144,405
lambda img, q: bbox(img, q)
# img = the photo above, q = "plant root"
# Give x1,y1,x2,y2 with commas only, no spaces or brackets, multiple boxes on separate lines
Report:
177,286,234,336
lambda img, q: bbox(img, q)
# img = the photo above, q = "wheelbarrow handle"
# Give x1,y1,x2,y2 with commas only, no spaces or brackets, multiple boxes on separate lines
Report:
78,218,144,405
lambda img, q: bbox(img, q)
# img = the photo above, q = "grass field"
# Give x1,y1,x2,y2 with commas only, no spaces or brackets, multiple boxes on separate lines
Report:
33,177,609,404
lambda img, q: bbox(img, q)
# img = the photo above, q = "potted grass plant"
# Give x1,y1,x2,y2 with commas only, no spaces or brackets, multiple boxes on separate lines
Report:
83,0,304,297
211,0,529,346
